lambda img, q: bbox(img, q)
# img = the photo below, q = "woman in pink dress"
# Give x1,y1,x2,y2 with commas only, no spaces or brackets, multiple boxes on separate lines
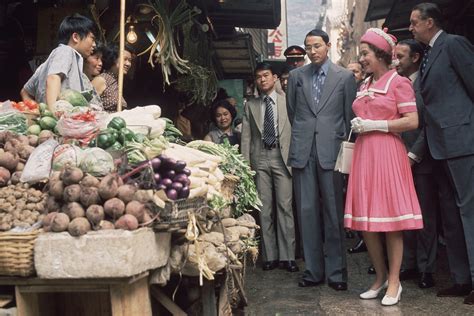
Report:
344,28,423,306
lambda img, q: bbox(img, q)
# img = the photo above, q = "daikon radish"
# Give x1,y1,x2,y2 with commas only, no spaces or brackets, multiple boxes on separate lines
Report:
213,167,225,182
189,176,206,189
188,167,209,178
207,173,218,185
189,186,208,199
171,143,222,163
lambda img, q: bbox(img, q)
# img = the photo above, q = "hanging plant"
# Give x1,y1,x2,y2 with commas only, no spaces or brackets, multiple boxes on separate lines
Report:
146,0,200,85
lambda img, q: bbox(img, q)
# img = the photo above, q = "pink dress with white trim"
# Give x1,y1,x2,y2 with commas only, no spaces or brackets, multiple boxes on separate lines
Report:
344,69,423,232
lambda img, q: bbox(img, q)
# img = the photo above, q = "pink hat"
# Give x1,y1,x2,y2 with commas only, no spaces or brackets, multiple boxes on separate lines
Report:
361,28,397,54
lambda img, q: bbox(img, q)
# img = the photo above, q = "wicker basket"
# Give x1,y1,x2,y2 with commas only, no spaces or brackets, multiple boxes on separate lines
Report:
0,230,40,277
154,197,208,232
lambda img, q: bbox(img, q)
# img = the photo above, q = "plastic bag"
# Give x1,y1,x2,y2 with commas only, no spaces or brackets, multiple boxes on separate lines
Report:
56,109,99,146
51,144,83,171
79,148,115,176
20,138,59,183
0,102,28,134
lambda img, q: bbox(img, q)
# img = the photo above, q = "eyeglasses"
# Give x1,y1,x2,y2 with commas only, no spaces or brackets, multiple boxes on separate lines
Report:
305,44,324,51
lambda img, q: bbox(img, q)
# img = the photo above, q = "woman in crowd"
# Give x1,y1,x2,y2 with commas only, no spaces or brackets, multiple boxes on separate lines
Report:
344,28,423,306
82,44,104,108
204,99,240,146
92,44,134,112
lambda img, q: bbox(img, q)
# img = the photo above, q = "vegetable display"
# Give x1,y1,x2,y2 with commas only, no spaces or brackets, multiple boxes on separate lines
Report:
186,140,262,215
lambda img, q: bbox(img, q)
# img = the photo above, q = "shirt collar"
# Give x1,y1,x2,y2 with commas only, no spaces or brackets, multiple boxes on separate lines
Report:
59,43,83,60
429,30,443,47
409,71,418,82
262,89,277,104
313,58,330,75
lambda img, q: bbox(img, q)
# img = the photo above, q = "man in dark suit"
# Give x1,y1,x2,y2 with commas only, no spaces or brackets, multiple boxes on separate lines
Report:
395,39,439,289
410,2,474,304
286,29,357,291
241,62,297,273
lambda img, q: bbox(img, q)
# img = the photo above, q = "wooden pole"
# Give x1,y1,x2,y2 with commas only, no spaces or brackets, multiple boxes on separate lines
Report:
117,0,126,112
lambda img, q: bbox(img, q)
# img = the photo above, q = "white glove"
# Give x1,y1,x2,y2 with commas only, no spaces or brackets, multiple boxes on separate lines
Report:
351,117,389,133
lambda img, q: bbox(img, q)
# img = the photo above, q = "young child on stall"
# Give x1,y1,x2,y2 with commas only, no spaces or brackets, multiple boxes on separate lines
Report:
20,14,96,112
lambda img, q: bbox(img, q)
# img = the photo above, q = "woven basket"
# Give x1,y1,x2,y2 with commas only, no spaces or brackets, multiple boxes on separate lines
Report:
154,197,208,231
0,230,40,277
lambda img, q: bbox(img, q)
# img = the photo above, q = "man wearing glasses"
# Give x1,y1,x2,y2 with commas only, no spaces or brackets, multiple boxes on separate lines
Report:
286,29,356,291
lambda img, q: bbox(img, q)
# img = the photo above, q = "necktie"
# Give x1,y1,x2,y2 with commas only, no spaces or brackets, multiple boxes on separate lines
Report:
420,46,431,75
263,95,276,146
312,68,325,106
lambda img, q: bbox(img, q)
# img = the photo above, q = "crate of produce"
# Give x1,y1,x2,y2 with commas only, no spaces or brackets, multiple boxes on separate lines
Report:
0,230,40,277
154,197,208,232
34,228,171,279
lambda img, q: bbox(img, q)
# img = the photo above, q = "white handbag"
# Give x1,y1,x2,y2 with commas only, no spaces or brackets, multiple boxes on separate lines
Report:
334,131,354,174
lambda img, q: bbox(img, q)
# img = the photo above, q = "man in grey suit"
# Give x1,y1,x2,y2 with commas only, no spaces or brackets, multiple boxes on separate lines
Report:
395,39,439,289
241,62,297,272
286,29,356,290
410,2,474,304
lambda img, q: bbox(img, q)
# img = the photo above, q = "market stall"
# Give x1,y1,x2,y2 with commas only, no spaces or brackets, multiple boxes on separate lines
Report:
0,91,260,315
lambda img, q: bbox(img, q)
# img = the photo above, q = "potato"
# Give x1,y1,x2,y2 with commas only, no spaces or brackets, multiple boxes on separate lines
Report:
115,214,138,231
10,171,22,185
49,180,65,200
27,135,39,147
99,220,115,230
62,202,85,219
117,184,138,204
51,213,70,232
0,167,11,187
68,217,91,236
63,184,81,203
98,174,119,200
80,175,100,187
80,186,101,207
0,150,19,171
86,204,104,226
103,198,125,219
61,166,84,185
46,196,61,213
125,201,145,223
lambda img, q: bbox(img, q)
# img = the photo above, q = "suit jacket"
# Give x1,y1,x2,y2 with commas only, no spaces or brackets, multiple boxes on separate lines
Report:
402,77,434,174
241,91,292,174
286,61,356,169
418,31,474,160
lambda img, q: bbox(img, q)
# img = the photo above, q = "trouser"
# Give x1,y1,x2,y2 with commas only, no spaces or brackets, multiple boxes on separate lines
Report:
293,141,347,283
256,147,295,261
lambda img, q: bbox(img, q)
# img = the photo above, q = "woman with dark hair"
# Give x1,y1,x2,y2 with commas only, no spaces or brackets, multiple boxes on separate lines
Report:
204,99,240,146
344,28,423,305
92,44,134,112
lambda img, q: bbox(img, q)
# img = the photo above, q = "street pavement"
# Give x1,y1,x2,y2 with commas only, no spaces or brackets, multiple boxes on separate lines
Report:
244,241,474,315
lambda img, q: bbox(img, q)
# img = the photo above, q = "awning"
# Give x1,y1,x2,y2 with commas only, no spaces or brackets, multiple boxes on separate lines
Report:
212,34,256,79
364,0,395,22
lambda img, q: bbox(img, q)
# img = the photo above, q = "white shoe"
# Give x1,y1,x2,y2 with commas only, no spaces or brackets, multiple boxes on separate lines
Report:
381,284,402,306
359,281,388,299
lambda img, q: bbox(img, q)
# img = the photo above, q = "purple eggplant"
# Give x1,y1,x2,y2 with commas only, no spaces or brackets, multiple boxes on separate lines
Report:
153,172,161,184
182,168,191,176
160,178,173,189
174,160,187,172
166,189,178,200
159,154,177,170
171,182,183,192
164,170,176,180
156,183,167,191
150,157,161,171
179,186,190,199
174,173,189,185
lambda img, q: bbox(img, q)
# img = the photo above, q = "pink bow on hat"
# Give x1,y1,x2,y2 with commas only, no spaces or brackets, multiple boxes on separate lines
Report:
361,28,398,54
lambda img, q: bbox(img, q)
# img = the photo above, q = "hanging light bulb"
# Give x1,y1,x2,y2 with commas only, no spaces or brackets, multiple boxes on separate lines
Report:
126,25,138,44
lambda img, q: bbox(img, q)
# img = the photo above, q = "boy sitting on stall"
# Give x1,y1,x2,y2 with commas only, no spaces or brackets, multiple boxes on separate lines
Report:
20,14,96,112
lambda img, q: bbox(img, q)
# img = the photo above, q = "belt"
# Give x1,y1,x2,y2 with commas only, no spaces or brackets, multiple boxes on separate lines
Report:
263,142,279,150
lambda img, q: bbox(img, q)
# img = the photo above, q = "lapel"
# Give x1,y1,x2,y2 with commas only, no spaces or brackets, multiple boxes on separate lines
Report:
302,65,318,116
249,97,263,133
421,32,445,82
316,62,341,114
276,92,287,135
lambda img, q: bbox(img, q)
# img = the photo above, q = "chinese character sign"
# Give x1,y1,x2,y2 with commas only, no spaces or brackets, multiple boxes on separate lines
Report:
268,0,288,60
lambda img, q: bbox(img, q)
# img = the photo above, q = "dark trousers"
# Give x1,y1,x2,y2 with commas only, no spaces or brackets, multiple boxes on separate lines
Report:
402,172,439,273
433,154,474,284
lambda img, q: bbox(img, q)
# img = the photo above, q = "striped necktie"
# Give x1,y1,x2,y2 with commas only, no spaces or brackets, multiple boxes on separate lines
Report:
263,95,276,146
313,68,325,106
